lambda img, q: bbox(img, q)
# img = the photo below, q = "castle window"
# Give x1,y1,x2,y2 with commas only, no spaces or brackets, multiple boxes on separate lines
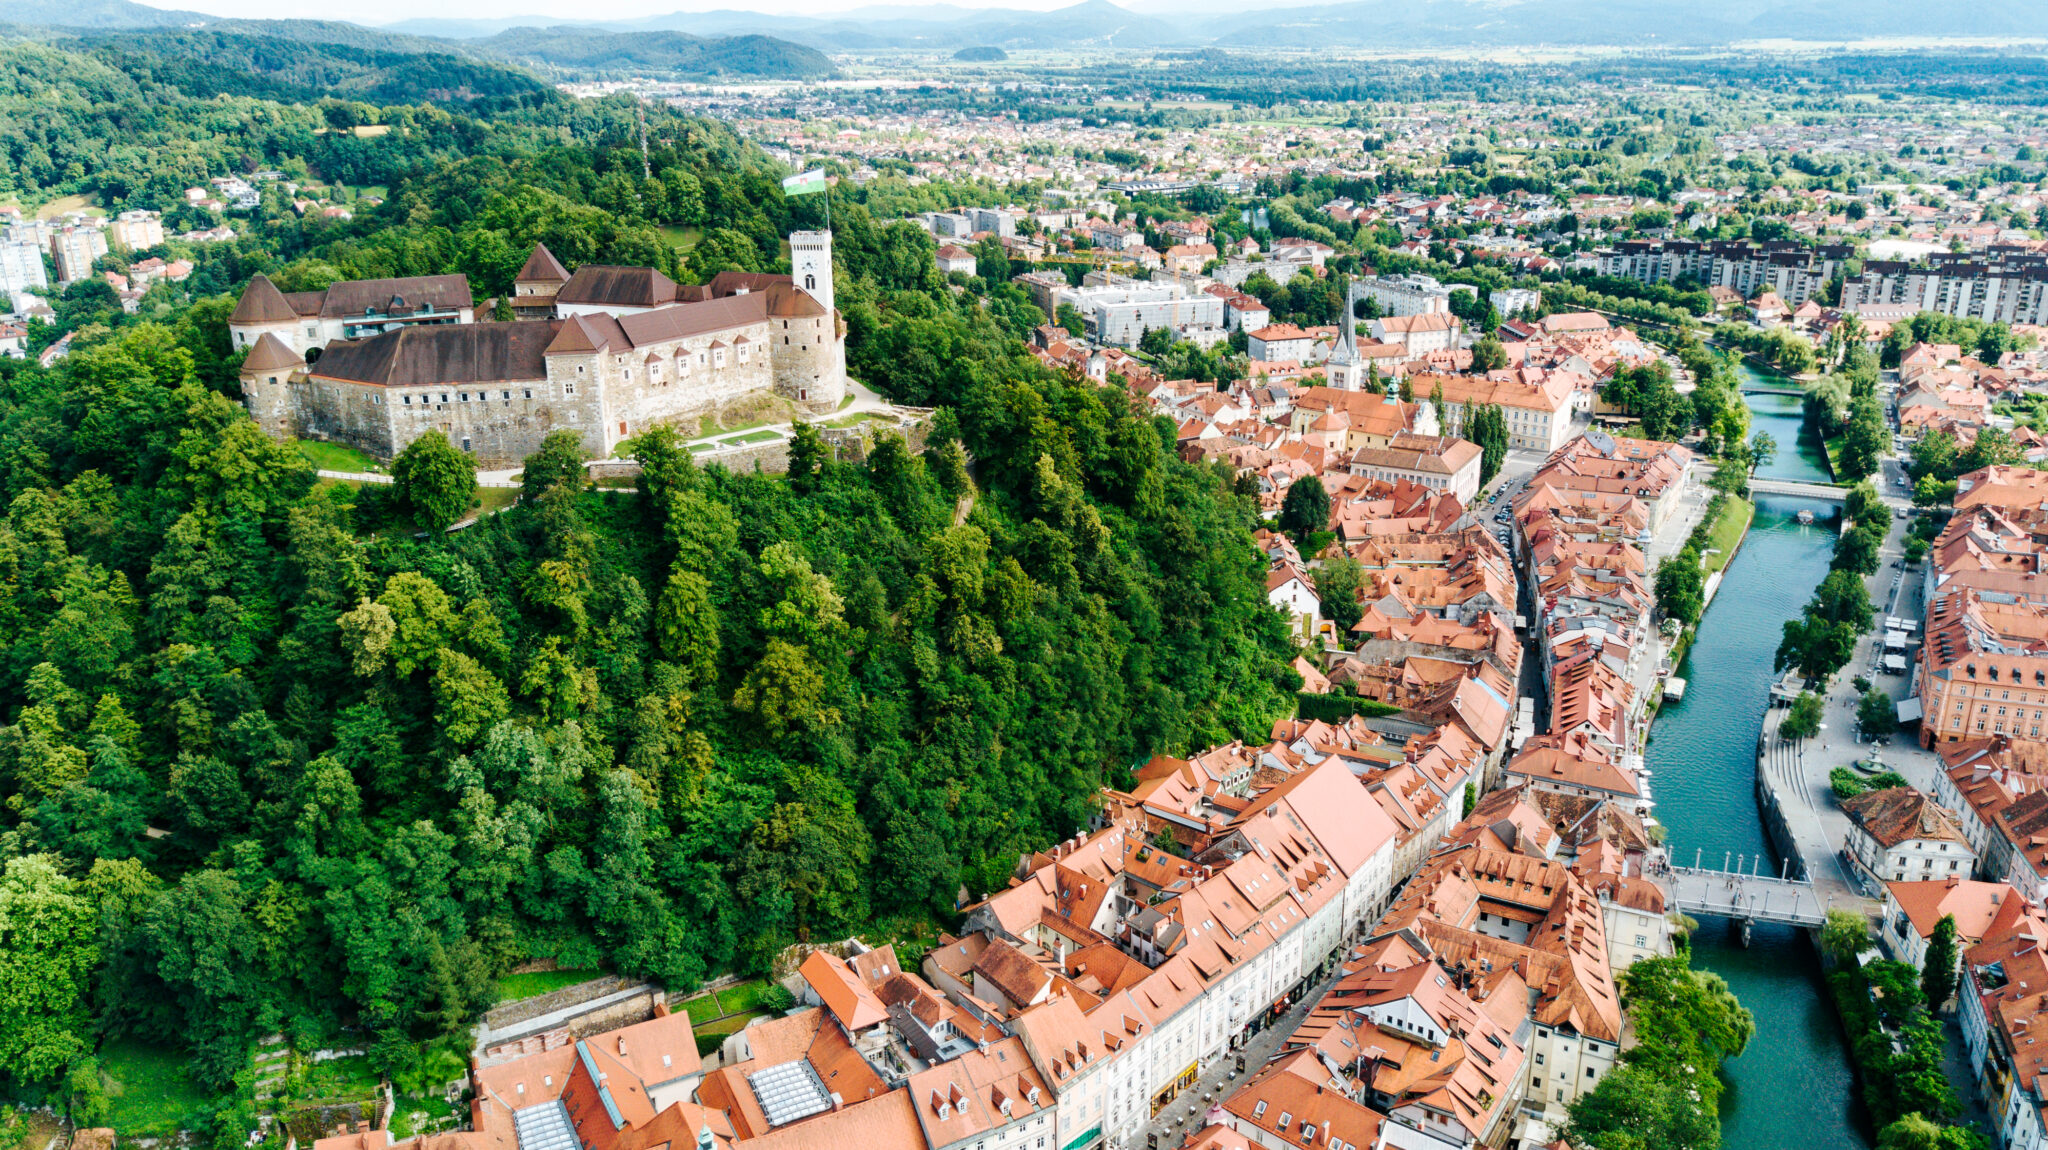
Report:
805,274,816,291
459,392,469,402
524,389,532,399
403,395,412,405
462,437,471,452
714,348,727,368
440,393,450,404
565,383,575,395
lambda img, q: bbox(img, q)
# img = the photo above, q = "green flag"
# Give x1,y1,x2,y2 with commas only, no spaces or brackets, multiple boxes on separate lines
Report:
781,169,827,197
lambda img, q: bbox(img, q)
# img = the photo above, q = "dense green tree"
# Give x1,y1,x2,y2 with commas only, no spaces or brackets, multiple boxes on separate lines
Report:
1748,431,1777,475
521,430,587,505
1561,1064,1719,1150
1278,476,1330,545
1858,687,1896,738
1875,1113,1984,1150
1313,557,1365,636
1781,691,1825,739
1839,394,1889,481
1655,548,1707,628
1822,908,1871,967
0,857,98,1088
392,431,476,532
1922,914,1960,1009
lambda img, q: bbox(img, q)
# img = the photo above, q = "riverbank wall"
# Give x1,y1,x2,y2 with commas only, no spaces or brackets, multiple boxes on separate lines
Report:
1754,744,1812,883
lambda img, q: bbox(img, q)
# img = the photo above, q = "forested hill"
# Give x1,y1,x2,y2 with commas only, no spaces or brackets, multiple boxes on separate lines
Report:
0,68,1296,1130
1,19,835,106
471,28,839,79
64,27,560,109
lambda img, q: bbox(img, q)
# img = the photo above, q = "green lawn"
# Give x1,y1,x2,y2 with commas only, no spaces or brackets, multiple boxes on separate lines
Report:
494,967,604,1003
719,430,784,446
301,1054,381,1104
693,413,776,440
660,225,704,252
692,1012,765,1058
295,439,384,473
682,991,728,1025
714,978,779,1015
1700,496,1755,576
473,487,519,517
823,412,894,429
101,1037,212,1137
1823,435,1846,480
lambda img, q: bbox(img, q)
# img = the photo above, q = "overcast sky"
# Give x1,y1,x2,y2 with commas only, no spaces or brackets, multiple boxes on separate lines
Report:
136,0,1097,24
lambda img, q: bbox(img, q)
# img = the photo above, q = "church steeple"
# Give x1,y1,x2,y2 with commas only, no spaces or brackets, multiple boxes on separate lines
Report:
1326,278,1365,390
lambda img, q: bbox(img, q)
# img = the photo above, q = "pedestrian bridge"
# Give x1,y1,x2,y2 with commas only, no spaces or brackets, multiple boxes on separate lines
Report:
1663,865,1829,939
1747,477,1848,501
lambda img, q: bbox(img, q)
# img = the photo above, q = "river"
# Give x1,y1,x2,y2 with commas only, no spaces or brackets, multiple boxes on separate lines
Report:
1736,361,1835,484
1645,372,1869,1145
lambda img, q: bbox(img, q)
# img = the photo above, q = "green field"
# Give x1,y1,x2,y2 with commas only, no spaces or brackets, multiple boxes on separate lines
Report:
473,487,520,517
295,439,383,473
494,967,604,1002
1701,496,1755,576
101,1038,212,1136
660,225,704,252
719,430,783,446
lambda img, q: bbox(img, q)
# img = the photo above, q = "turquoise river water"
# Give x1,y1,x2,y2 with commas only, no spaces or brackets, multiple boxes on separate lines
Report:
1641,375,1868,1145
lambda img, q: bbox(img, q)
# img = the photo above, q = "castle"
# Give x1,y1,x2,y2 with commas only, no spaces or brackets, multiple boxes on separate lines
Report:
232,232,847,466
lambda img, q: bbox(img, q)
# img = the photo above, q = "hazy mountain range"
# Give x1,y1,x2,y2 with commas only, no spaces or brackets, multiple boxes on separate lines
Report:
1,0,838,81
6,0,2048,60
382,0,2048,50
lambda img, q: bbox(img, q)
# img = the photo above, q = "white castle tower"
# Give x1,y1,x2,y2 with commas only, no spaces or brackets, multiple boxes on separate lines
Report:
790,230,834,316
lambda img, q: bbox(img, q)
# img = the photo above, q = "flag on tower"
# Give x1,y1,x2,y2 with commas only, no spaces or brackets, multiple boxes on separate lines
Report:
781,169,828,197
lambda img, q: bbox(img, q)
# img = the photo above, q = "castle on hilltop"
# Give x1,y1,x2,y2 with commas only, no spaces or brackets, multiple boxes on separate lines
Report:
231,231,846,467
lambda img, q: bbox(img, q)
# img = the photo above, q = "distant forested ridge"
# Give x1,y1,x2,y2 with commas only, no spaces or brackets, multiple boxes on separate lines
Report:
472,28,838,79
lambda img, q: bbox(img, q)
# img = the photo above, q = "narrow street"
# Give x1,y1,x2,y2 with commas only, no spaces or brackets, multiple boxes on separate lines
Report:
1125,964,1348,1150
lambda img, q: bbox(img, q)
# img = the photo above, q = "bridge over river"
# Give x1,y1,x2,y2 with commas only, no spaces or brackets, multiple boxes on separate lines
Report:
1663,864,1829,943
1746,477,1848,501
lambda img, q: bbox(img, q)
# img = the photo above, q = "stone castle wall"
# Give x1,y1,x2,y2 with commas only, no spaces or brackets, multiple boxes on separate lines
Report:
266,301,847,467
295,375,600,468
